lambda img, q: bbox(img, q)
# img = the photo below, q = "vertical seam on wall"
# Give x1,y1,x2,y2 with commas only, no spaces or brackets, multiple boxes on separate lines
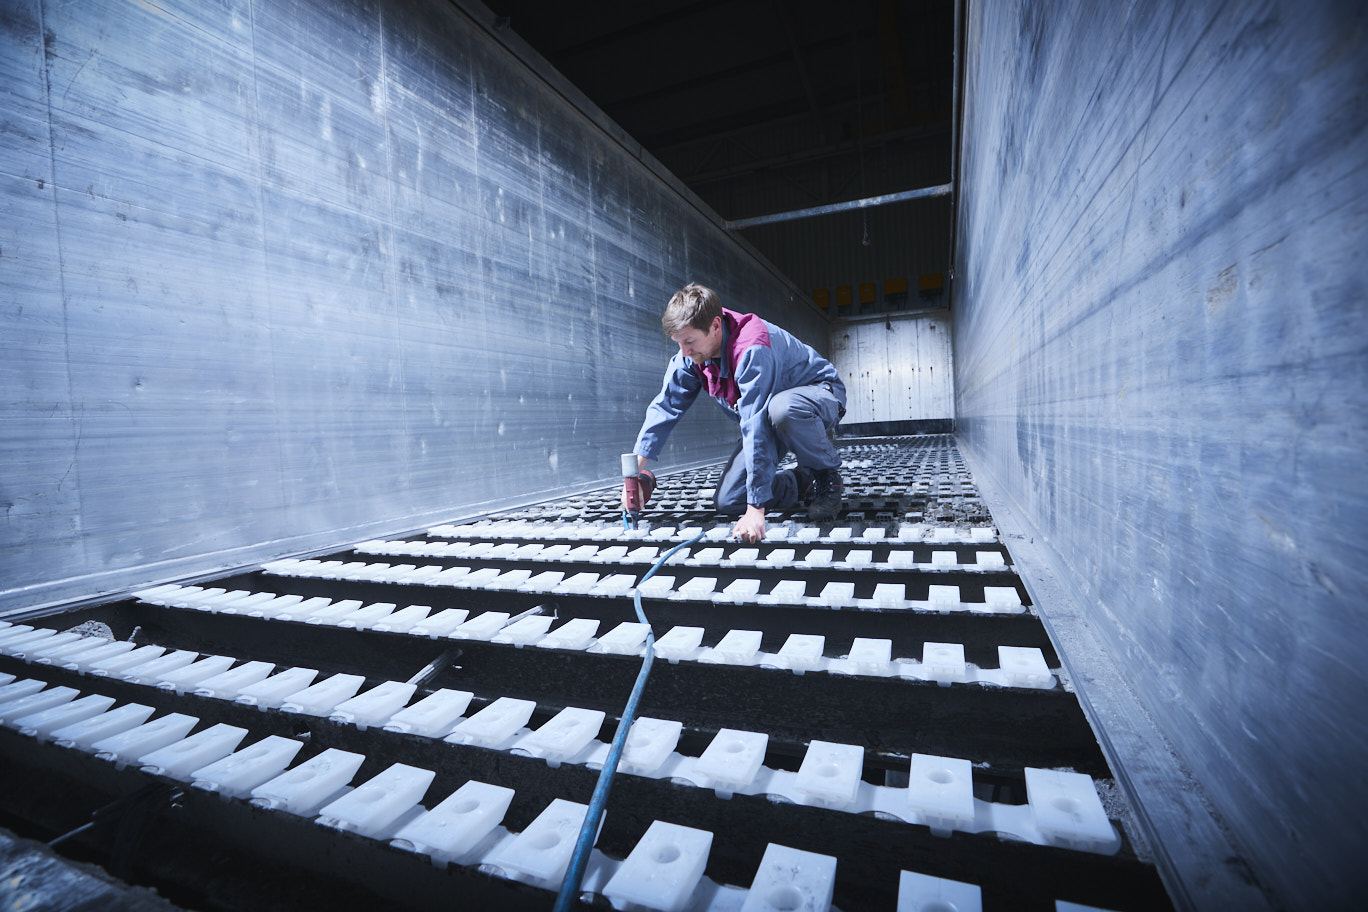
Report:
36,0,87,560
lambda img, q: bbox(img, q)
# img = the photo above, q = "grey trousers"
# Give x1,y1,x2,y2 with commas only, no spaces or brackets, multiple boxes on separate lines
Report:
715,382,844,514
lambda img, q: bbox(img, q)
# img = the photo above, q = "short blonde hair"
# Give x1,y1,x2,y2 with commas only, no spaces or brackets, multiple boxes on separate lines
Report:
662,283,722,337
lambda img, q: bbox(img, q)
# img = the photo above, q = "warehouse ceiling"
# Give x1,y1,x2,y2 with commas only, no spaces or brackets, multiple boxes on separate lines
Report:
477,0,956,220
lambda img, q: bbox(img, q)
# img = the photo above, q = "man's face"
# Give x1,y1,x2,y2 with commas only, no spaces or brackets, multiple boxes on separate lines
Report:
671,316,723,366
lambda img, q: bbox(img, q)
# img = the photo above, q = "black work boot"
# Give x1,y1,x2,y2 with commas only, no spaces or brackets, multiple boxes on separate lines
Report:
805,468,844,520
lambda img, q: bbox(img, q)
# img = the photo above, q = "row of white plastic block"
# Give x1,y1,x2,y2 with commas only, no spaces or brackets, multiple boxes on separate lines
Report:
425,520,997,545
255,560,1024,614
358,539,1011,573
0,668,1118,859
129,586,1050,687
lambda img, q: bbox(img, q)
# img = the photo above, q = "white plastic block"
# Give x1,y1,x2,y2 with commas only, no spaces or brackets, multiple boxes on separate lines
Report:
870,584,907,610
266,597,333,620
89,648,164,678
801,549,834,567
512,706,605,767
828,527,853,541
626,546,660,563
194,661,275,699
317,762,436,838
762,579,808,605
592,545,629,564
846,638,893,676
371,604,432,632
971,527,996,542
280,673,365,716
50,704,155,751
391,779,515,862
718,579,761,603
887,550,918,570
240,596,305,618
0,626,42,647
740,843,837,912
793,527,820,541
998,646,1053,688
709,630,763,665
425,567,471,587
591,573,637,595
818,582,854,607
139,723,248,780
843,549,874,568
191,736,304,798
305,599,364,625
862,527,886,541
25,635,104,662
120,649,198,685
456,568,502,589
537,618,600,651
1025,768,1117,852
776,634,825,673
565,544,599,561
7,631,81,657
760,548,795,567
690,547,725,564
558,572,600,594
726,547,760,566
0,678,45,703
330,680,417,729
235,667,319,709
251,748,366,815
621,717,684,776
410,608,471,636
445,697,536,748
488,569,533,591
0,686,78,724
12,694,115,740
897,869,983,912
983,587,1023,612
922,643,966,685
92,713,198,764
337,602,398,629
976,551,1007,570
793,740,865,809
590,622,650,656
653,627,705,663
521,571,565,593
931,551,958,568
492,615,554,646
695,728,768,796
927,585,960,611
637,575,677,597
603,820,713,912
674,577,717,600
215,592,277,614
156,655,237,693
929,528,957,543
907,754,976,833
60,641,136,671
487,798,590,888
383,689,474,737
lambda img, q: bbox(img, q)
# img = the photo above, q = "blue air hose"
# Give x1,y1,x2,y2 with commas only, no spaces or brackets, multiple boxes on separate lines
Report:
552,526,707,911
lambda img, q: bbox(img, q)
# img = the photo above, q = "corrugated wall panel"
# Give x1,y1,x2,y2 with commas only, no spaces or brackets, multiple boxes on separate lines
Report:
0,0,824,613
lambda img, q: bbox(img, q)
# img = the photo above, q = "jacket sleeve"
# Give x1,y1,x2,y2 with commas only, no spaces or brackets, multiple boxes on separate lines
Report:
733,345,780,505
633,353,703,460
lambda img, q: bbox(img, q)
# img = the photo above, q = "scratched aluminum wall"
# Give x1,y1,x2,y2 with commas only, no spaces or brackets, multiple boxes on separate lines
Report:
952,1,1367,908
0,0,823,613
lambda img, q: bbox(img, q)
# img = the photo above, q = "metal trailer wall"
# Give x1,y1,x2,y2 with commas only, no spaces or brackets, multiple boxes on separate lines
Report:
951,1,1367,909
829,312,954,426
0,0,824,615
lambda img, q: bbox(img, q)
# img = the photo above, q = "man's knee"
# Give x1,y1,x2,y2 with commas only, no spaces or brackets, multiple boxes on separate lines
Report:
768,388,815,431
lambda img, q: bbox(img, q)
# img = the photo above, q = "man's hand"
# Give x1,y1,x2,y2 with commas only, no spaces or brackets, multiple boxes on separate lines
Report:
732,504,767,542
